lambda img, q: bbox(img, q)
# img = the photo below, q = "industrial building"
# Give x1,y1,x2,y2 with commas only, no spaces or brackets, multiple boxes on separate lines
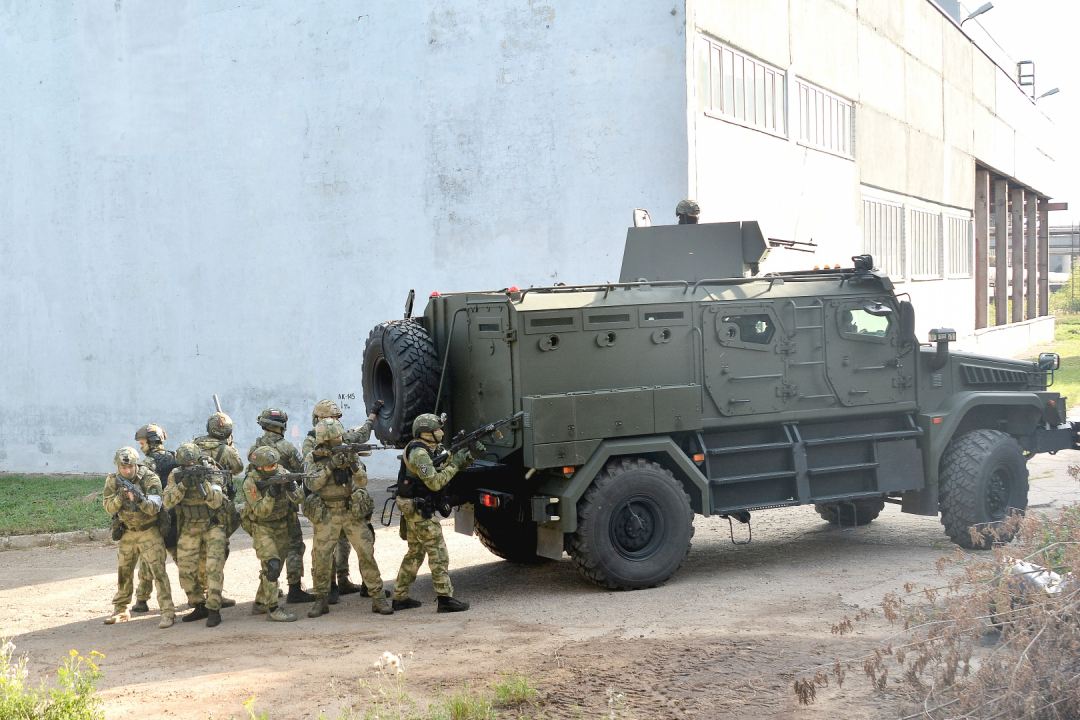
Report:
0,0,1066,473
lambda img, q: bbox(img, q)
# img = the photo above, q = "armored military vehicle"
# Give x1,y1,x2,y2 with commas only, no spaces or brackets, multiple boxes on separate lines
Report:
362,221,1075,590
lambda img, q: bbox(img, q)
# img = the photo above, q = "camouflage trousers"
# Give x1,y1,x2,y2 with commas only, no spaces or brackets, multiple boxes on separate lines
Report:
114,526,174,618
334,532,351,574
310,507,384,597
136,545,176,602
251,518,290,608
176,524,227,611
285,511,305,586
393,498,453,600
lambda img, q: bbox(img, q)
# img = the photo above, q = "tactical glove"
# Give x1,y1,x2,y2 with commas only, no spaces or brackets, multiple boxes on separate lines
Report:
469,441,486,458
267,483,282,497
369,399,385,415
451,449,470,469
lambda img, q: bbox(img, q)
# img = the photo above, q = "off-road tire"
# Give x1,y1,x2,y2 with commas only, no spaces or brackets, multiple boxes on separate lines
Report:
567,458,694,590
362,320,441,447
474,506,551,565
814,498,885,526
939,429,1028,549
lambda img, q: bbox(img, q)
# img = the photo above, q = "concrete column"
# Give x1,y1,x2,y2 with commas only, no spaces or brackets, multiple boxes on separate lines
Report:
994,178,1008,325
1026,194,1038,319
1011,186,1025,323
1038,201,1049,316
974,169,990,329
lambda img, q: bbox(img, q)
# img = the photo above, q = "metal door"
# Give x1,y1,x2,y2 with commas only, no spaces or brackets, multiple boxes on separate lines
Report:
466,303,516,447
702,304,789,416
823,298,914,407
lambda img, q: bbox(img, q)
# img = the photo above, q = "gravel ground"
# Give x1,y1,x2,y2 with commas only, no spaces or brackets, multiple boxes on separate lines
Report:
1,451,1078,720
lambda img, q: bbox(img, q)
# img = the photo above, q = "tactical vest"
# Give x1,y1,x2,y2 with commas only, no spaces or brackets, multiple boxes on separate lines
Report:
148,450,178,485
396,440,439,501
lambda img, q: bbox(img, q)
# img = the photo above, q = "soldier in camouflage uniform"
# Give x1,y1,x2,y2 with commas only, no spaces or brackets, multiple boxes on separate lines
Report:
246,408,315,604
193,412,243,608
676,199,700,224
392,414,478,613
102,447,175,628
302,399,378,603
241,446,301,622
132,424,178,614
163,443,230,627
303,418,393,618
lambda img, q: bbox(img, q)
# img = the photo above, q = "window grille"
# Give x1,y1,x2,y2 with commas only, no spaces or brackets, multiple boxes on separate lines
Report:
909,208,942,278
795,79,854,158
696,37,786,136
945,215,973,277
862,198,904,279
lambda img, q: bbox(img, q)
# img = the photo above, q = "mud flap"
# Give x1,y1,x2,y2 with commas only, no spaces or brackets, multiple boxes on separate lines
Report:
454,504,475,536
536,524,564,560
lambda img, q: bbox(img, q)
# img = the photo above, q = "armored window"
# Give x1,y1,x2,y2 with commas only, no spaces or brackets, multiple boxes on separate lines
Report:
795,78,854,159
720,315,775,345
696,36,786,137
841,309,889,338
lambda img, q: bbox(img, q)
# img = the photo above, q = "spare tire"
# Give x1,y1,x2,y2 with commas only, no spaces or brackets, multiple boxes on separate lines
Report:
362,320,441,447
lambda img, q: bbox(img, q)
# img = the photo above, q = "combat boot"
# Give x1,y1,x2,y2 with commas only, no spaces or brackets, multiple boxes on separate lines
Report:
131,599,149,613
220,596,237,608
267,606,298,623
251,602,269,615
328,579,340,605
286,583,316,604
436,596,470,613
103,610,130,625
337,572,362,595
308,595,329,618
371,595,394,615
206,609,221,628
158,615,174,629
392,597,422,611
182,603,208,623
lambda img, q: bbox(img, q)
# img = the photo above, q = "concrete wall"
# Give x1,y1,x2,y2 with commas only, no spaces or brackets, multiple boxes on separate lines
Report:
688,0,1060,341
0,0,689,474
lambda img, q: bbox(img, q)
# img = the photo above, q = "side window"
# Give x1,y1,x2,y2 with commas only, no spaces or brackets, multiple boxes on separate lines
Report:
719,314,776,346
838,306,891,343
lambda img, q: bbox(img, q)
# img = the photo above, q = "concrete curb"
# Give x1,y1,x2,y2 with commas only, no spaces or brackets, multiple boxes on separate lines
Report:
0,528,112,551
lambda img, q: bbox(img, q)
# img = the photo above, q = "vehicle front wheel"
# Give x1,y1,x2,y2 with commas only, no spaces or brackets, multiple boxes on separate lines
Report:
939,429,1028,549
566,458,694,590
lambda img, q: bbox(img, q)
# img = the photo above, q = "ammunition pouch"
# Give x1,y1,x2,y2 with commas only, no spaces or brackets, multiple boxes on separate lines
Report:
110,515,125,541
351,488,375,521
302,494,328,523
331,467,351,486
178,503,212,521
156,508,172,539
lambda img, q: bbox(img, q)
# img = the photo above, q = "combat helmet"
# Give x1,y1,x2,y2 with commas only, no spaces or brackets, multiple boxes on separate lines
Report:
135,424,167,444
114,446,140,467
412,413,443,437
258,408,288,431
249,445,281,467
675,199,700,220
206,412,233,439
314,418,345,445
175,443,202,466
311,399,342,427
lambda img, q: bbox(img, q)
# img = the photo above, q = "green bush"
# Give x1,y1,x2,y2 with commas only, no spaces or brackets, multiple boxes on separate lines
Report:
0,642,104,720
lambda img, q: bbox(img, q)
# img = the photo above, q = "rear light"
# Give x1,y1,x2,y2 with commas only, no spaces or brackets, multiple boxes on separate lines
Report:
507,286,519,292
430,291,440,297
479,492,500,508
563,466,575,476
693,453,705,462
1048,399,1056,407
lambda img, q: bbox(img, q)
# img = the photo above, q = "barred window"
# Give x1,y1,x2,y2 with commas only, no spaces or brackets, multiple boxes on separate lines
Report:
863,198,904,279
696,37,786,136
909,209,942,278
796,79,854,158
945,215,973,277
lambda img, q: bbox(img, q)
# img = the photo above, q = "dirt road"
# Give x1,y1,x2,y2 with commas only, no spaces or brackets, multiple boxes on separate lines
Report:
2,453,1077,720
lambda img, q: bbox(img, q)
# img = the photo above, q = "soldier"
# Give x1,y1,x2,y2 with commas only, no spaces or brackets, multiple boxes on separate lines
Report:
102,446,175,628
301,399,376,603
246,408,316,604
163,443,230,627
392,414,478,613
131,424,178,614
193,412,244,608
676,199,700,225
241,446,301,622
303,418,393,618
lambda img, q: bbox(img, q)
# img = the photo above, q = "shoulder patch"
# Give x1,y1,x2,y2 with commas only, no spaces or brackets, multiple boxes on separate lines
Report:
249,486,259,502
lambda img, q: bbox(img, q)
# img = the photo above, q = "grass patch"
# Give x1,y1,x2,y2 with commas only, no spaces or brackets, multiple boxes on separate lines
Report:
0,475,110,536
1016,314,1080,408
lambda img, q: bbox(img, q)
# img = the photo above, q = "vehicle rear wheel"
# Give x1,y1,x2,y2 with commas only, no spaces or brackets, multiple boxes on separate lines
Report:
362,320,441,447
473,506,551,565
567,458,694,590
939,429,1028,549
814,498,885,526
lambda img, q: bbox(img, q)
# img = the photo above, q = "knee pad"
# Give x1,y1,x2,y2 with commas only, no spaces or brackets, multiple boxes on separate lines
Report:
266,557,283,582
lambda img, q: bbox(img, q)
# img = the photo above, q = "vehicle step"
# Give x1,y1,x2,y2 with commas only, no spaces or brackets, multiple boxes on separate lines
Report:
709,470,797,485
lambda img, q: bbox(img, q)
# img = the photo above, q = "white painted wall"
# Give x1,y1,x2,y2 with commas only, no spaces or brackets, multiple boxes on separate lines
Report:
0,0,689,474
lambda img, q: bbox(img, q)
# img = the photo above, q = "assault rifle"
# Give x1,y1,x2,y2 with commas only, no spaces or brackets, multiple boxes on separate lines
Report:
431,411,523,466
254,473,315,494
175,465,231,499
115,476,146,510
311,443,379,460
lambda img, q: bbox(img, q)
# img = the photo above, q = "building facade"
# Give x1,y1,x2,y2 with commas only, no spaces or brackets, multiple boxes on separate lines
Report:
0,0,1062,473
